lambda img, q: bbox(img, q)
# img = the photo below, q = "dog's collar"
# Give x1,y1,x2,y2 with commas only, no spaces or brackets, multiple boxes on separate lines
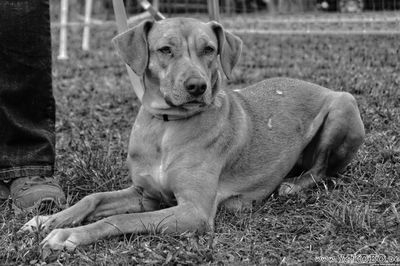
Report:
153,113,185,121
162,114,170,121
151,109,204,121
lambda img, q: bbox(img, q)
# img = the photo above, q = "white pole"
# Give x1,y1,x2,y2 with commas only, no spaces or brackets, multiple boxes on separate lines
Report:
153,0,159,11
82,0,93,51
113,0,144,101
58,0,69,60
207,0,220,21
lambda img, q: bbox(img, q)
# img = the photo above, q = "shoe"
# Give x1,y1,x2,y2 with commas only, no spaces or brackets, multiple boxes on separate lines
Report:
10,176,66,213
0,180,10,201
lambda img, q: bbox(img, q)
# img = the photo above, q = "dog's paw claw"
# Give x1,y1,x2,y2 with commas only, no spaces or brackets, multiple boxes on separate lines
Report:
279,182,300,195
19,215,52,233
41,228,79,251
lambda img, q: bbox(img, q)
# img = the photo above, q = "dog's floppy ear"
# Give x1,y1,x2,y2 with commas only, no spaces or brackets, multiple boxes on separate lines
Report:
112,20,154,76
208,21,242,80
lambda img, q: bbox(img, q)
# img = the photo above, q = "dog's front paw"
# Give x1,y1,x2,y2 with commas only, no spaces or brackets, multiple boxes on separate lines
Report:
19,215,52,233
278,182,301,195
41,228,85,251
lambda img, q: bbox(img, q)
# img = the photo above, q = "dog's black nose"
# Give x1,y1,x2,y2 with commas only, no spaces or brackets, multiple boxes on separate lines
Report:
184,77,207,97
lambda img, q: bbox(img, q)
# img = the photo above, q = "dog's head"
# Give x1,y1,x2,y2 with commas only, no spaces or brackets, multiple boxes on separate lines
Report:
113,18,242,109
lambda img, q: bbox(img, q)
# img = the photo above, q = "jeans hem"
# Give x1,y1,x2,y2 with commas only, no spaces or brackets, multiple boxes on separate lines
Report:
0,165,54,180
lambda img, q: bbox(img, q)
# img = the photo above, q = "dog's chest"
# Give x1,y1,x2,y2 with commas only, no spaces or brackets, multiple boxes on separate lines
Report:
127,117,174,200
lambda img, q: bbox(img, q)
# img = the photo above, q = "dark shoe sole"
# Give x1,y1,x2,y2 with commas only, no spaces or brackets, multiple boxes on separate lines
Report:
0,181,10,201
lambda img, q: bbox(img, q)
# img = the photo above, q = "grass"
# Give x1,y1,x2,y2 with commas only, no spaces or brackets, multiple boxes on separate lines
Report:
1,18,399,265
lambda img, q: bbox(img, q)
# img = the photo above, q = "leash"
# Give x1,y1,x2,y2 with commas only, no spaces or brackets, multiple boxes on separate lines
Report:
139,0,166,20
112,0,165,103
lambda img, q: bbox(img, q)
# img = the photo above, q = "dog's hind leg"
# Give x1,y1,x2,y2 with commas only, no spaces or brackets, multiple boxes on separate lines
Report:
21,186,159,232
279,154,328,195
279,92,365,195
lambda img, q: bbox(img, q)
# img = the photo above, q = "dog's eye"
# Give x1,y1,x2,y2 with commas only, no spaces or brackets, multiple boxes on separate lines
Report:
158,46,172,55
202,46,215,56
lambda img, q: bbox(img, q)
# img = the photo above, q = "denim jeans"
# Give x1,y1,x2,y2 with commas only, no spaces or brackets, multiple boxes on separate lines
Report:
0,0,55,180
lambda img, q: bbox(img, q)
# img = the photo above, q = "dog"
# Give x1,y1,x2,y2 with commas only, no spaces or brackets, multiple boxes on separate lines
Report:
21,17,365,250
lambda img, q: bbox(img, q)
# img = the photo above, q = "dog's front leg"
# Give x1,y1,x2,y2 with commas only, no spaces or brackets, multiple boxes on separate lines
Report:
41,165,220,250
21,186,158,233
41,201,214,250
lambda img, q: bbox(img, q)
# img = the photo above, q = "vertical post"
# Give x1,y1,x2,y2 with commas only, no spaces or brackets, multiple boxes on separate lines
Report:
58,0,69,60
153,0,160,11
82,0,93,51
225,0,232,15
208,0,220,21
241,0,246,13
113,0,144,101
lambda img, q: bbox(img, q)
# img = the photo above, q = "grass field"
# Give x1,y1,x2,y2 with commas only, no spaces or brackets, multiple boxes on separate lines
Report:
1,18,399,265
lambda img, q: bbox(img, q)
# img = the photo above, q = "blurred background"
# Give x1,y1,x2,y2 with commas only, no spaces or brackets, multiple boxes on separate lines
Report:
48,0,400,86
51,0,400,18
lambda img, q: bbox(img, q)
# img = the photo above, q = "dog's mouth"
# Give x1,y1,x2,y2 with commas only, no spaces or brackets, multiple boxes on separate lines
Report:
185,100,204,105
165,97,207,110
182,100,207,110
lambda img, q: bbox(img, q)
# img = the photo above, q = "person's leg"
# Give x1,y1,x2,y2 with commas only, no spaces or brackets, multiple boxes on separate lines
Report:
0,0,65,210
